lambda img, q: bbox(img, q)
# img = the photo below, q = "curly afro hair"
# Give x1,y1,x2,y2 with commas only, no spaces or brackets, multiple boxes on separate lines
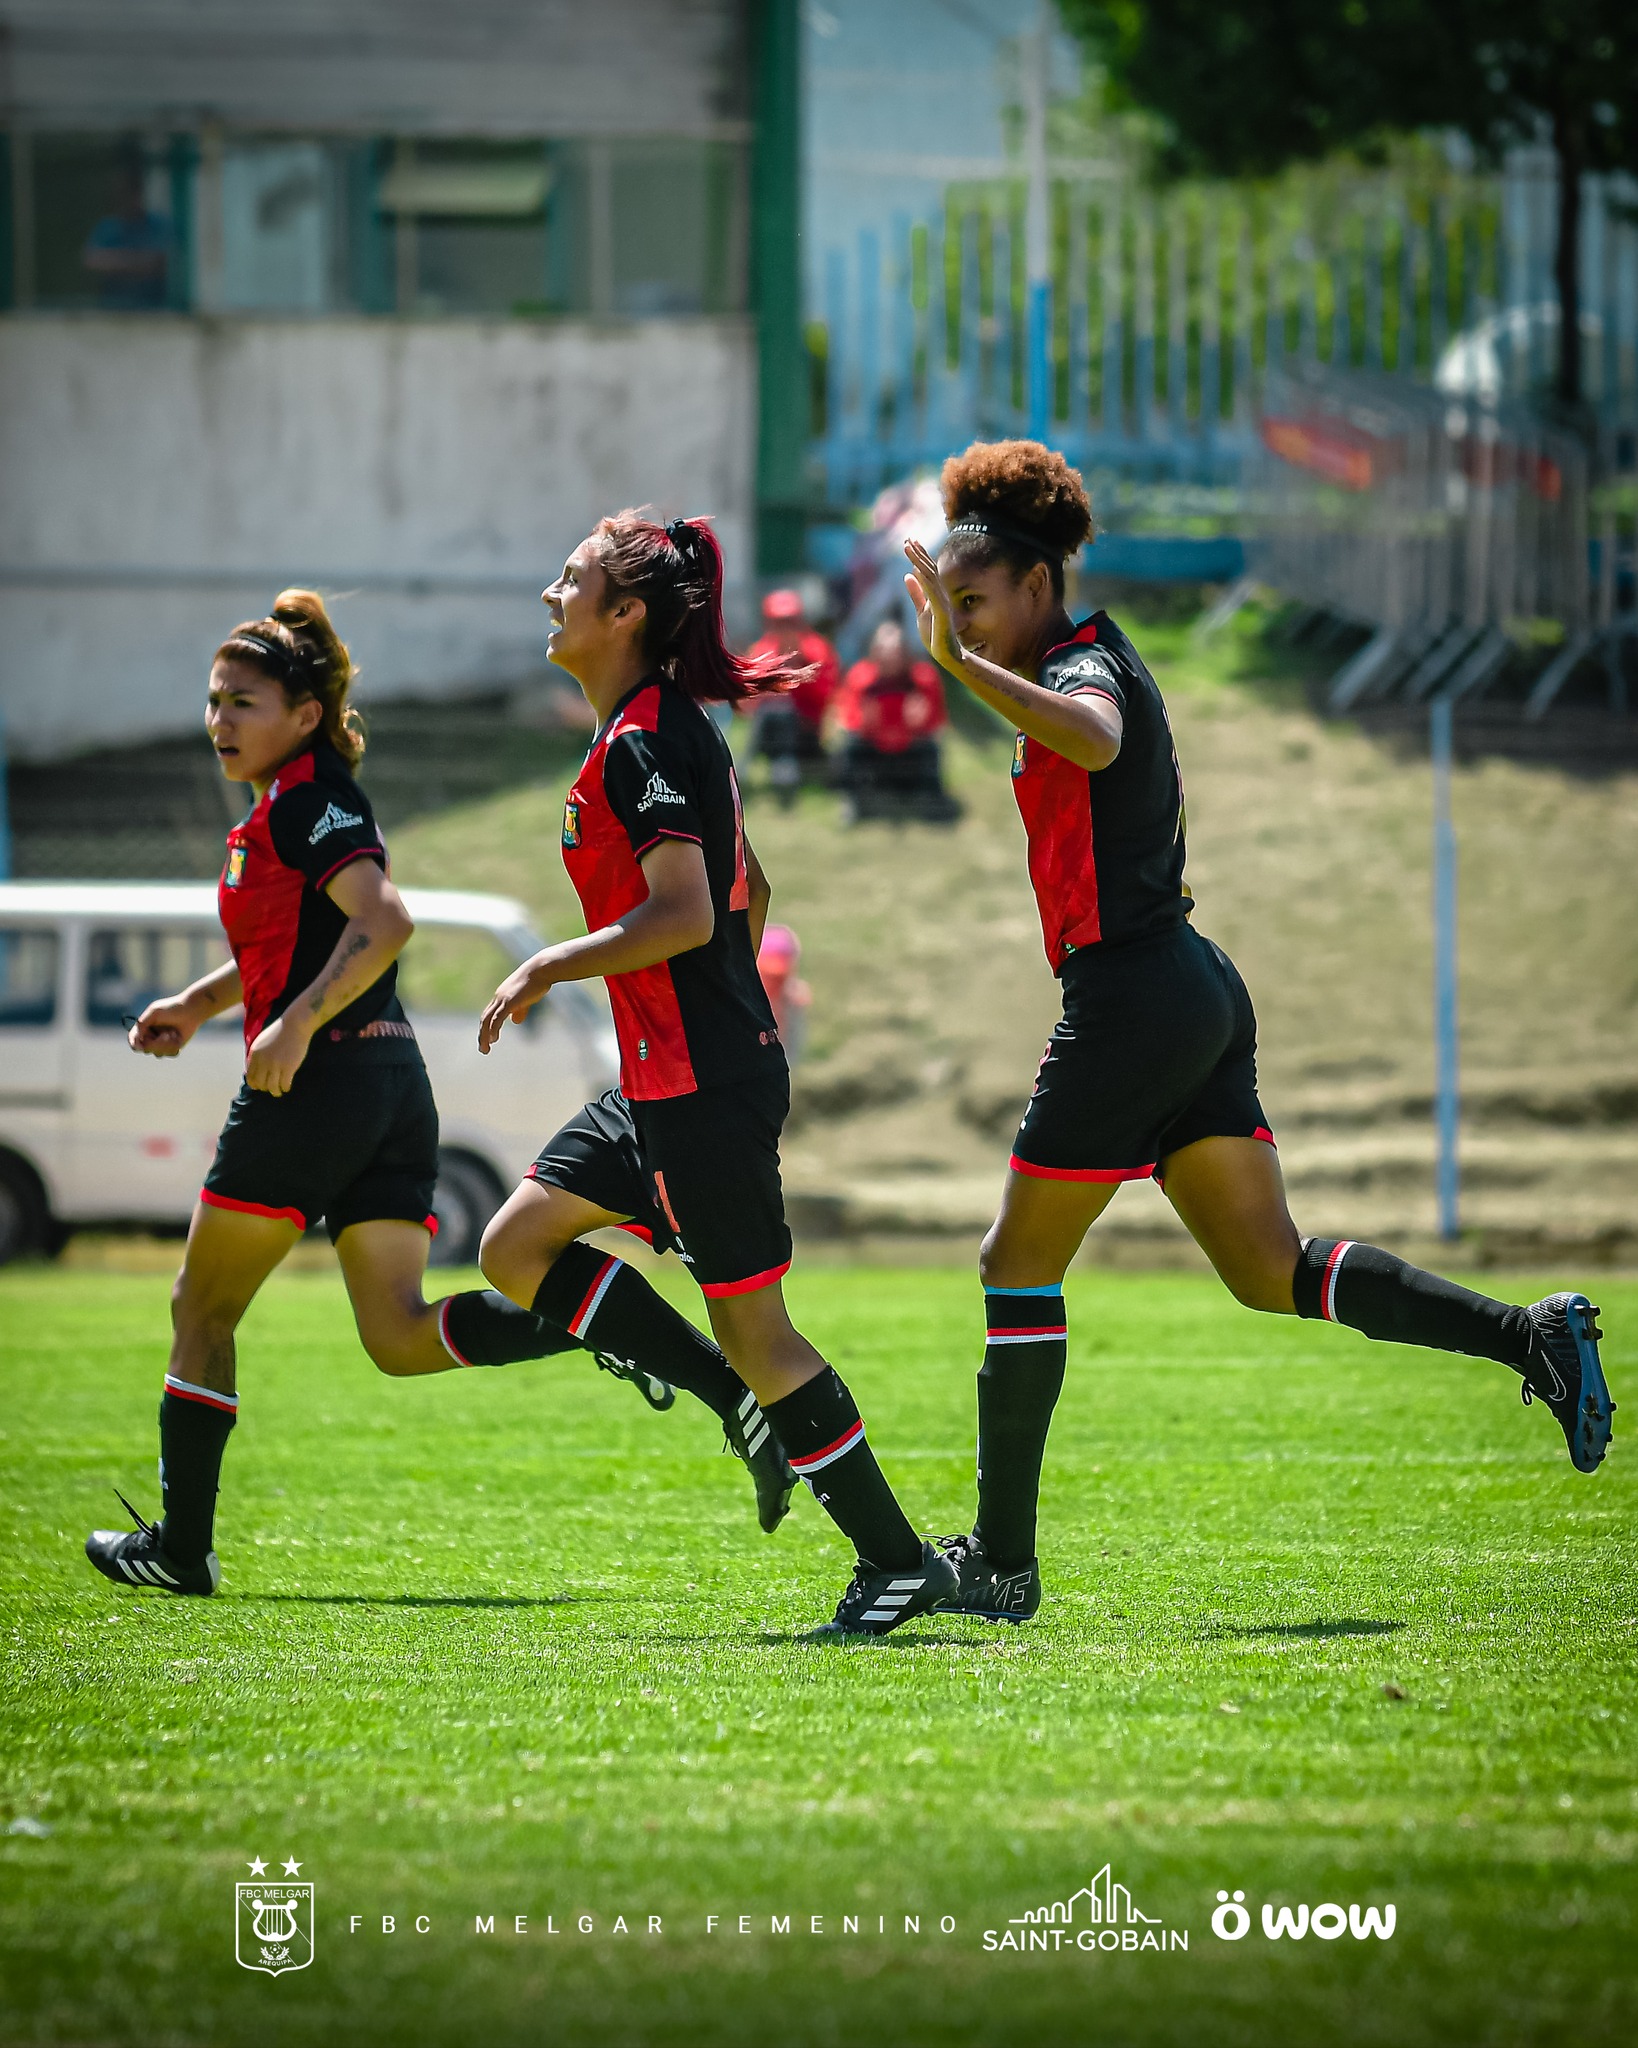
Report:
938,440,1094,596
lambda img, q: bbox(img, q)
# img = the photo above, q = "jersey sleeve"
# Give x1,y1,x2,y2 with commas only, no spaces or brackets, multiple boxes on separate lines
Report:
267,781,386,888
601,727,704,858
1041,643,1127,713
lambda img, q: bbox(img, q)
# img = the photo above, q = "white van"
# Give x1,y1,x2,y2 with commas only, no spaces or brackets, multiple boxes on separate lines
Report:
0,882,617,1265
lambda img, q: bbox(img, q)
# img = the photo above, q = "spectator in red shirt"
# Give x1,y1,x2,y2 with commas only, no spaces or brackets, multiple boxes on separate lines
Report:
832,618,960,824
742,589,840,806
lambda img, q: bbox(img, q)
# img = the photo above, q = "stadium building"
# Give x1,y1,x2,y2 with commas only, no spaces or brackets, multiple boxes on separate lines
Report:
0,0,802,766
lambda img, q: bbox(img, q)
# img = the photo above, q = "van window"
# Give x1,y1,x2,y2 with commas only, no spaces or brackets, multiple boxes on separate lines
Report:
85,928,235,1029
396,924,517,1014
0,930,60,1027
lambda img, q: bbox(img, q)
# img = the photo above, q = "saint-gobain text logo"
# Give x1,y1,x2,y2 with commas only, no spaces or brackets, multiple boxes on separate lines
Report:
983,1864,1189,1953
236,1857,314,1976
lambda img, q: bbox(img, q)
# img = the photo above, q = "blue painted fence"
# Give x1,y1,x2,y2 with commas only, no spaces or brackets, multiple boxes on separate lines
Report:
812,156,1638,513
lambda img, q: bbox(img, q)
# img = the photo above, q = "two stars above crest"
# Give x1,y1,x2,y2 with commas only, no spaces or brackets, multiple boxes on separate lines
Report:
245,1856,303,1877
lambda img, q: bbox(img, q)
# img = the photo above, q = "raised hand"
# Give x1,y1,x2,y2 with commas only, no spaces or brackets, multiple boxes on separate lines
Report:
902,537,965,673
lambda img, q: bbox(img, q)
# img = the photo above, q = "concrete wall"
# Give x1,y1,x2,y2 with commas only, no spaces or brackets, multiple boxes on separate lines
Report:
0,313,756,759
0,0,748,139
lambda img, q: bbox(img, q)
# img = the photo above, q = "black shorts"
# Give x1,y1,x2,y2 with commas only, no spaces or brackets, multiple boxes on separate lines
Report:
202,1052,440,1243
1011,923,1274,1183
528,1071,793,1297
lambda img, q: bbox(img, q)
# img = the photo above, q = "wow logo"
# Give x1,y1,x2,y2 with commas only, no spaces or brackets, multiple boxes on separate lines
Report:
1211,1889,1396,1943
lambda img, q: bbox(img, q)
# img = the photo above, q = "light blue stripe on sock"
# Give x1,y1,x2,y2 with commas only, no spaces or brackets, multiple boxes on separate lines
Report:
984,1283,1065,1296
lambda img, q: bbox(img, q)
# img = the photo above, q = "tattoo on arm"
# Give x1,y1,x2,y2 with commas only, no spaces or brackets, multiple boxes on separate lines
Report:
307,930,373,1019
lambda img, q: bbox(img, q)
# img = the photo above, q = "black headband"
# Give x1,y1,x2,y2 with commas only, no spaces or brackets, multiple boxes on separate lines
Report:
223,629,327,681
943,515,1062,563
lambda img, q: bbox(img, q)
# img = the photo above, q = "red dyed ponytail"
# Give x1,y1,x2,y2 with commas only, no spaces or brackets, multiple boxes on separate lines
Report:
593,510,801,704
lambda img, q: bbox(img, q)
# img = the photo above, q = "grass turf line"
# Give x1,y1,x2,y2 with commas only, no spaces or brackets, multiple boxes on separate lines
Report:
1,1264,1633,2047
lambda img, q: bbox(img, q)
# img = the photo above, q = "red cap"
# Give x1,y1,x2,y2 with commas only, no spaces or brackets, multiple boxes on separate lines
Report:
762,588,804,622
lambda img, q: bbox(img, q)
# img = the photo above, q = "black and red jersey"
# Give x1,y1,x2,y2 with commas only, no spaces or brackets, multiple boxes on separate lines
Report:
1011,612,1193,971
562,676,783,1101
218,739,413,1059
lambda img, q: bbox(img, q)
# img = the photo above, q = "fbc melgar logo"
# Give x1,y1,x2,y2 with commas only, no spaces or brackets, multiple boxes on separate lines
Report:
983,1865,1190,1953
235,1856,314,1976
1211,1889,1396,1942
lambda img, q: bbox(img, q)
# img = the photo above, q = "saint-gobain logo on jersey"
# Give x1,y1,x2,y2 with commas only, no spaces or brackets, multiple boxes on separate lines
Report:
983,1864,1189,1954
636,772,684,813
235,1859,314,1976
308,801,364,845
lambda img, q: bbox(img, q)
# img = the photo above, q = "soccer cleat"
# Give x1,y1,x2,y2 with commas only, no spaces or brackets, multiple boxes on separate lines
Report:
931,1532,1042,1623
594,1350,676,1412
1520,1294,1615,1474
723,1388,797,1534
806,1540,960,1639
84,1491,219,1596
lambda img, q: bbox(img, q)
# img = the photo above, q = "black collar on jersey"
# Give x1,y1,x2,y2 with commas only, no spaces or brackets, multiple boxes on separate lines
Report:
942,515,1062,564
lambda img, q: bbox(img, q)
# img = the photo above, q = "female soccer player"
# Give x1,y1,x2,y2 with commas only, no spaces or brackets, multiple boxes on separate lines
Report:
476,511,957,1636
902,439,1614,1625
84,590,775,1597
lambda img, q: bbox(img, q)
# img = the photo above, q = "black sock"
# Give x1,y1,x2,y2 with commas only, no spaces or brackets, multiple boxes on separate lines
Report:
157,1377,238,1566
973,1288,1067,1570
532,1242,748,1423
764,1367,921,1570
1293,1238,1534,1369
438,1290,581,1367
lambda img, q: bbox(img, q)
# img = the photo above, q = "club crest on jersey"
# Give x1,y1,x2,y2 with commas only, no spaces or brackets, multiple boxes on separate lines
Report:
636,771,684,813
1012,732,1027,777
235,1860,314,1976
562,799,581,848
224,845,247,888
307,801,364,845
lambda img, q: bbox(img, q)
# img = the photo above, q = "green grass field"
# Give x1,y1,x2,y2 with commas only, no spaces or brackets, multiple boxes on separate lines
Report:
2,1262,1634,2047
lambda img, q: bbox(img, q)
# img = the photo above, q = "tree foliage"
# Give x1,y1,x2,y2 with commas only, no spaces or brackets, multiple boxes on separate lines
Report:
1060,0,1638,406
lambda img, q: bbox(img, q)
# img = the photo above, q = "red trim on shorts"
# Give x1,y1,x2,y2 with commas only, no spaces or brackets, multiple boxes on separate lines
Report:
199,1187,306,1228
698,1259,792,1300
618,1221,656,1245
423,1213,440,1237
1009,1154,1154,1183
1252,1125,1275,1145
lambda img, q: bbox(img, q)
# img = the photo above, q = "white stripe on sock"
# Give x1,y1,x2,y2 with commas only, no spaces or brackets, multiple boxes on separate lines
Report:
745,1420,771,1457
572,1258,623,1338
164,1373,238,1409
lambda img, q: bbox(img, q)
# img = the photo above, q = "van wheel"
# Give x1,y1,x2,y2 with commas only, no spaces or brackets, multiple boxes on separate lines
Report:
429,1152,504,1267
0,1155,51,1266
